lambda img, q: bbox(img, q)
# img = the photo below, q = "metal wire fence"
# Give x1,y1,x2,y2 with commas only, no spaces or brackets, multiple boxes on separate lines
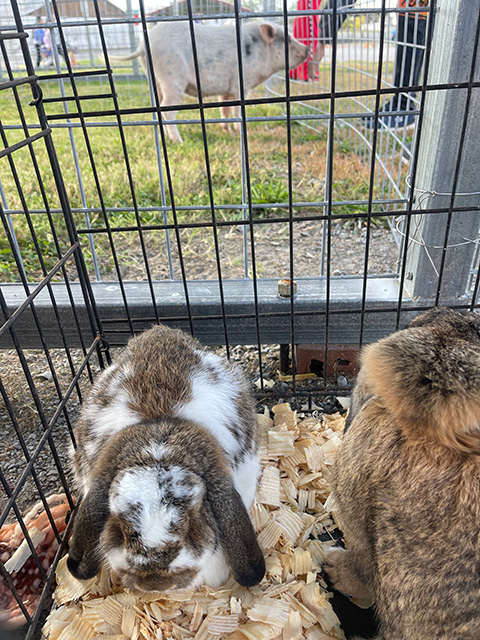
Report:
0,0,480,636
1,0,426,287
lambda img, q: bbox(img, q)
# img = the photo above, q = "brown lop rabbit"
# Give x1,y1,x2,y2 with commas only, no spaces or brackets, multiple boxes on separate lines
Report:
325,307,480,640
67,324,265,591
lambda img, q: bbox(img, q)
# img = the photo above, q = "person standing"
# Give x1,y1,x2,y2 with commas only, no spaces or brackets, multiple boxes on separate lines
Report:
33,16,45,69
306,0,354,80
307,0,429,128
383,0,429,127
42,27,53,66
289,0,323,81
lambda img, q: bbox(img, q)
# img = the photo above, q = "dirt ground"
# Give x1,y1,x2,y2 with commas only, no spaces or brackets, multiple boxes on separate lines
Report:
110,219,400,282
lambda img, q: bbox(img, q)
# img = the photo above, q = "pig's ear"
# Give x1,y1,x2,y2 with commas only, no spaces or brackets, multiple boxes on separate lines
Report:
260,23,277,44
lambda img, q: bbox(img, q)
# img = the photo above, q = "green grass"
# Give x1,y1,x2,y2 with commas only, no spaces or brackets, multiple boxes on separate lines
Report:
0,73,404,282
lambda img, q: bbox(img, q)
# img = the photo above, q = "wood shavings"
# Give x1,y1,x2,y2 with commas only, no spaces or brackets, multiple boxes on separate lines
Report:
274,509,305,544
272,404,297,430
4,526,46,574
43,405,346,640
254,379,276,390
304,446,325,474
320,437,342,467
284,609,303,640
267,429,295,457
247,598,290,627
257,467,281,507
256,520,283,550
55,613,96,640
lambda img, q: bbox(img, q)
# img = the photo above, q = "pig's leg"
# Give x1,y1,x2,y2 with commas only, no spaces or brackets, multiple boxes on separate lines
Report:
232,104,241,133
155,80,163,107
232,103,242,134
231,92,246,134
141,55,163,106
160,88,184,143
219,95,232,133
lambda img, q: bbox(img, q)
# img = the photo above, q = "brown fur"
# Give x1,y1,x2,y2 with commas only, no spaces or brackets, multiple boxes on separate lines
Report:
123,325,201,418
68,324,265,590
69,416,265,590
327,308,480,639
74,325,258,479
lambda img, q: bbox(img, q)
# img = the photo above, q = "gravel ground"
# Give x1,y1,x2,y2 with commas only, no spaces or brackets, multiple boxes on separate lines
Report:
0,348,97,517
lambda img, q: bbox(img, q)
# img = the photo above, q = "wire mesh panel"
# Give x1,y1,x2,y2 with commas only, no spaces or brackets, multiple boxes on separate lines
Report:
0,3,107,636
0,0,479,370
266,0,426,235
0,0,416,292
0,0,480,633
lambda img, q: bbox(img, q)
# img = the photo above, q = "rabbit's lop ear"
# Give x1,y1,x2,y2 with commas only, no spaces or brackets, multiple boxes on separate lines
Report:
208,477,265,587
67,480,110,580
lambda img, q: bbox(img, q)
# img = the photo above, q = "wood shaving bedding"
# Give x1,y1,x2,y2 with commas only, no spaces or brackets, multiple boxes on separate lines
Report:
43,403,345,640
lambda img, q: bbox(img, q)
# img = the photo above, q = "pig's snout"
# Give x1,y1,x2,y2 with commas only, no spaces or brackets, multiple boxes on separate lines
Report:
291,41,310,67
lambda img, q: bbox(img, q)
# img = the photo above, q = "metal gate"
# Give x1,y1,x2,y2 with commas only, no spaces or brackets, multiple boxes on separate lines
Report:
1,0,480,637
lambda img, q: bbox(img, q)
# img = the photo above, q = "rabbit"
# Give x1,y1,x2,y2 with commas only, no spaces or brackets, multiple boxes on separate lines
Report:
67,324,265,592
325,307,480,640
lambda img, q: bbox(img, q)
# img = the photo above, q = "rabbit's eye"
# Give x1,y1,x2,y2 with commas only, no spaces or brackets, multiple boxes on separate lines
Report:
419,376,432,386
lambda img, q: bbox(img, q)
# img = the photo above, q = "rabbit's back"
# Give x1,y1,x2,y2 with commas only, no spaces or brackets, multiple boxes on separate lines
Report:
74,325,257,495
333,398,480,639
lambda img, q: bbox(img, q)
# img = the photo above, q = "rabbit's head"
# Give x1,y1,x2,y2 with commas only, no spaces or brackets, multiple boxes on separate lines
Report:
359,307,480,454
67,420,265,591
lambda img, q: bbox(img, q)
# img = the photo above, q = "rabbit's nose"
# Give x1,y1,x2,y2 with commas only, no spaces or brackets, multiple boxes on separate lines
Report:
67,552,98,581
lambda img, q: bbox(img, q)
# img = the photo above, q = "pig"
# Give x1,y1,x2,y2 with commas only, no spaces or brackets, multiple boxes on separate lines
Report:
109,21,309,143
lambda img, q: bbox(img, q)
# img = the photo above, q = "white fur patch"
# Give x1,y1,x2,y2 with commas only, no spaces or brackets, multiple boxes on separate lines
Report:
106,546,150,571
232,451,261,509
168,546,199,572
88,363,118,401
109,466,203,549
130,553,151,567
109,467,178,548
175,351,241,457
145,443,168,461
192,546,231,588
119,363,134,379
170,545,230,588
80,474,92,497
84,390,140,441
106,546,129,572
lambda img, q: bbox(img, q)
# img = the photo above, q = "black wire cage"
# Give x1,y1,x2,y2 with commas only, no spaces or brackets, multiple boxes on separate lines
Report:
0,0,479,637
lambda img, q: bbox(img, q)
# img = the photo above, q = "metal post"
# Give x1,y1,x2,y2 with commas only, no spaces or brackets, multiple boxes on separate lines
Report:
263,0,277,21
81,0,95,67
126,0,140,77
403,0,480,302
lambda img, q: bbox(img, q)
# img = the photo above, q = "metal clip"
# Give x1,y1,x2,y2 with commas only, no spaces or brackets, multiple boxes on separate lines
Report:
29,80,43,107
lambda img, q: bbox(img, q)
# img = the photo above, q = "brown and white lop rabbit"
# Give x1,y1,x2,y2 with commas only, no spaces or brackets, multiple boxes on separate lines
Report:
326,307,480,640
67,324,265,592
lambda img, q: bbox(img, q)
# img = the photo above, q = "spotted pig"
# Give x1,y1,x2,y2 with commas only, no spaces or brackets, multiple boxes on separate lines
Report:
110,21,309,142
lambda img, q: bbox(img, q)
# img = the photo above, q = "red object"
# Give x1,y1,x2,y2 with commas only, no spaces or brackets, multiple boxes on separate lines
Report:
0,495,72,629
289,0,322,81
295,344,359,377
